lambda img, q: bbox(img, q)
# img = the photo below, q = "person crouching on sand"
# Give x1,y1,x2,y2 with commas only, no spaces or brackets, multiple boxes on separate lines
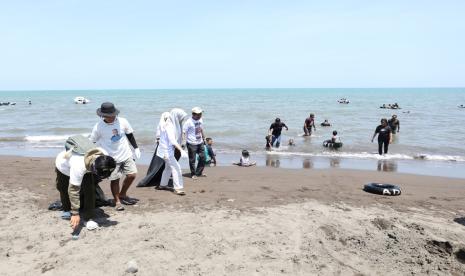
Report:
90,102,141,211
155,112,188,195
55,148,116,231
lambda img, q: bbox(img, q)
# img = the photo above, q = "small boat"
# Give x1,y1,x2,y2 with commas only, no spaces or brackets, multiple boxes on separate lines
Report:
74,97,90,104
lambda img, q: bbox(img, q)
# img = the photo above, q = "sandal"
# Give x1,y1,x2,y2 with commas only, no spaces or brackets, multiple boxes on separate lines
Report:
115,203,125,211
119,197,137,205
173,189,186,196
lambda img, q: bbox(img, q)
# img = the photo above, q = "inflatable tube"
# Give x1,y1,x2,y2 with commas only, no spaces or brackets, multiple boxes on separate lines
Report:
323,141,343,148
363,183,401,196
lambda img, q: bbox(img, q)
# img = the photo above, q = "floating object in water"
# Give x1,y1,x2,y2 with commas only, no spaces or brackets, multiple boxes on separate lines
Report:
74,97,90,104
337,98,350,104
0,102,16,106
323,140,343,148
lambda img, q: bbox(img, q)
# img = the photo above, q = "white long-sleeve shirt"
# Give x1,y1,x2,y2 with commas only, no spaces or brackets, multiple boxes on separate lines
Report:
156,123,178,159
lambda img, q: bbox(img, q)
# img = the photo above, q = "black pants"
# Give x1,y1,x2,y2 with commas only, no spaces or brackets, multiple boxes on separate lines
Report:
378,138,389,155
187,143,205,176
55,168,96,220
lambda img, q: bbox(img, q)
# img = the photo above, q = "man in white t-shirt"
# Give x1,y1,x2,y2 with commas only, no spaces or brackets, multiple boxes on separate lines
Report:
55,148,116,231
90,102,141,211
182,107,206,179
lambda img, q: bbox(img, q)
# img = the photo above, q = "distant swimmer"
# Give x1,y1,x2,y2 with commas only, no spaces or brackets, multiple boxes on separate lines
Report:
323,130,343,148
303,113,316,136
459,104,465,108
320,119,331,127
388,114,400,134
288,138,296,146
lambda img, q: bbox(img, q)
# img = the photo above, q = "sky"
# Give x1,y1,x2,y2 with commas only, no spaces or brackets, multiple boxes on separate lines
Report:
0,0,464,90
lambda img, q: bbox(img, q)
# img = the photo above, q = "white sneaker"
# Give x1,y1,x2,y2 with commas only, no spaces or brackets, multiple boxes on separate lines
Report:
85,220,99,231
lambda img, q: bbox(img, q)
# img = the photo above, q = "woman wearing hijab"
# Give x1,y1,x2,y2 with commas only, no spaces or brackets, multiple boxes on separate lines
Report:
137,108,189,187
156,112,188,195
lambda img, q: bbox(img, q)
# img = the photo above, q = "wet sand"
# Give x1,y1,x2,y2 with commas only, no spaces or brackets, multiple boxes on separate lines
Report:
1,156,465,275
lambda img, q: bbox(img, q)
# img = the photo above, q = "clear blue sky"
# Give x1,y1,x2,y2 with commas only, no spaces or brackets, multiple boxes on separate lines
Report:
0,1,464,90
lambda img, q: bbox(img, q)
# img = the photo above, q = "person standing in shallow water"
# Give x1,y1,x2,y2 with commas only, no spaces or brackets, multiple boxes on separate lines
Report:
268,118,288,148
371,118,392,155
388,114,400,134
303,113,316,136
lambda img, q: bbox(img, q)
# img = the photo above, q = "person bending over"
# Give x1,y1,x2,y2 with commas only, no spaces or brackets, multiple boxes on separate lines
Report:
55,148,116,231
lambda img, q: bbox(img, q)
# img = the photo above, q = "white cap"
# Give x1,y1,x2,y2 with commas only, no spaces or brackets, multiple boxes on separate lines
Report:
192,107,203,114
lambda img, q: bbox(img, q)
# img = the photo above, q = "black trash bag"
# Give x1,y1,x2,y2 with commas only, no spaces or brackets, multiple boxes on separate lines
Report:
137,144,166,187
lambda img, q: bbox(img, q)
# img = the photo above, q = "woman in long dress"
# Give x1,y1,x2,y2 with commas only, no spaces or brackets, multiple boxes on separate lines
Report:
156,112,188,195
137,108,189,187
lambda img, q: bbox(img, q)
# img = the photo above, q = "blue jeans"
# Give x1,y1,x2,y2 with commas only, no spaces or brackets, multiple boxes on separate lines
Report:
271,135,282,148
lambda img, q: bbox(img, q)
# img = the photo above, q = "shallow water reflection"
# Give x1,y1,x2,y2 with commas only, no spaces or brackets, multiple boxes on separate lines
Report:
266,156,280,168
377,160,398,172
302,159,313,169
330,158,340,168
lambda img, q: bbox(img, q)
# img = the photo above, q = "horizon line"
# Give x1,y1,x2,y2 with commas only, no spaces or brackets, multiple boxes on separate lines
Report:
1,86,464,92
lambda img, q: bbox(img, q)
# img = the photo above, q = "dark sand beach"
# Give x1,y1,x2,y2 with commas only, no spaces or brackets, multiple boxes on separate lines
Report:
1,156,465,275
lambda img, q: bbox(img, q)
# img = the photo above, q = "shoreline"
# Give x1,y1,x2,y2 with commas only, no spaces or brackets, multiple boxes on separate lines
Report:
1,148,465,179
0,155,464,275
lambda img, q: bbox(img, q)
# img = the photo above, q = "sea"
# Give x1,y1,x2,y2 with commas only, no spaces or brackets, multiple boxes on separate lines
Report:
1,88,465,178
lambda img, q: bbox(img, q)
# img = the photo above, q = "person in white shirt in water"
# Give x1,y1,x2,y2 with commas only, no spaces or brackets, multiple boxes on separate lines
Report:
182,107,207,179
55,148,116,231
90,102,141,211
155,112,189,195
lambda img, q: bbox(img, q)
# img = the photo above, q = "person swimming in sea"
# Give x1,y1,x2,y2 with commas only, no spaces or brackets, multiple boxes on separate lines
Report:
323,130,342,148
320,119,331,127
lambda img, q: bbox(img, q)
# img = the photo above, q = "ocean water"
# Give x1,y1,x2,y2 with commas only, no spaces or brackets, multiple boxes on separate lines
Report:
1,88,465,177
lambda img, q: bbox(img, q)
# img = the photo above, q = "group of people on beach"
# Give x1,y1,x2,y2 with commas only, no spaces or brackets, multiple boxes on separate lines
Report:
54,102,216,231
54,101,402,232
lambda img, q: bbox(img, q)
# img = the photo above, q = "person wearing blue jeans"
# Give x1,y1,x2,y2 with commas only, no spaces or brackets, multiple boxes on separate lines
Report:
268,118,288,148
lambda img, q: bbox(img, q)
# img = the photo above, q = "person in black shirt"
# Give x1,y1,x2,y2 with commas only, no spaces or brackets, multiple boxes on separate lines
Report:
388,114,400,134
371,118,392,155
268,118,288,148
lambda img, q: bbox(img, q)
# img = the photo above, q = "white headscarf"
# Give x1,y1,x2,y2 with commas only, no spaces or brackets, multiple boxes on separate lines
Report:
169,108,189,144
158,112,172,132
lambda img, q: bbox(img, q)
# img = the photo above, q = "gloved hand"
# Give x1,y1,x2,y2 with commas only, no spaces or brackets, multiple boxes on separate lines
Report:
180,150,188,159
134,148,141,159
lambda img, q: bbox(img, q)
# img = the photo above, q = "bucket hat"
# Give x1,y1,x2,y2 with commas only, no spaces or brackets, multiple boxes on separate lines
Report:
192,107,203,114
97,102,120,117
